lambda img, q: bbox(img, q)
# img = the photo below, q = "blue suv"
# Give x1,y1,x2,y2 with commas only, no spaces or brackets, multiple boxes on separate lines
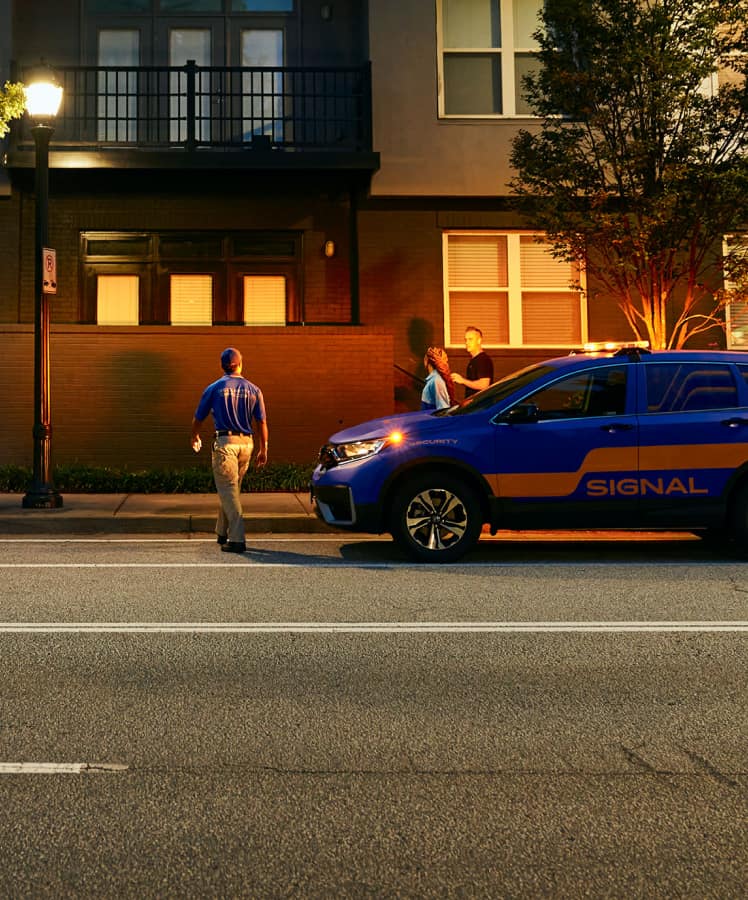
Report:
311,346,748,561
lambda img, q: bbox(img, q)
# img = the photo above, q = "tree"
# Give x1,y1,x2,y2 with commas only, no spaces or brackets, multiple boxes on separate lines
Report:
0,81,25,139
510,0,748,349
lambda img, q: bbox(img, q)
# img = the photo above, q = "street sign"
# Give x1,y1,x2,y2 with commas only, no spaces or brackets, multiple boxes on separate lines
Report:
42,247,57,294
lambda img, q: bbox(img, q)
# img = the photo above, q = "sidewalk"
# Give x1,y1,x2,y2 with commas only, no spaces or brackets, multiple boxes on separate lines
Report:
0,493,334,535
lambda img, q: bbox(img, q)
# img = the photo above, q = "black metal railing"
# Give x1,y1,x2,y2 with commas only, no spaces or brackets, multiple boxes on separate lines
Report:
14,61,373,153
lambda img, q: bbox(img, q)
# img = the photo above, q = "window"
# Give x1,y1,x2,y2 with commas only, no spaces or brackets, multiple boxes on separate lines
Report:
437,0,542,117
170,274,213,324
525,368,628,420
724,236,748,350
81,230,301,325
243,275,286,324
644,364,739,413
97,274,140,324
443,232,585,348
98,29,140,142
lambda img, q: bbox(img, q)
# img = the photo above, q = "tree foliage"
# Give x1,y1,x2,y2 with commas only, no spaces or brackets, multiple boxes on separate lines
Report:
510,0,748,349
0,81,25,139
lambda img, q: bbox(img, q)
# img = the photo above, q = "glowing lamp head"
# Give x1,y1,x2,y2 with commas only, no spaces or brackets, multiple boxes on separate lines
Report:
24,69,63,121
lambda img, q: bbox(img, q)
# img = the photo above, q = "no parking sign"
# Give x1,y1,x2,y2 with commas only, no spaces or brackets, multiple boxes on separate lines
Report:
42,247,57,294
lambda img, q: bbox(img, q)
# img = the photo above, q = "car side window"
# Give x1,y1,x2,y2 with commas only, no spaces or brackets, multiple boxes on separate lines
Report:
645,363,738,413
525,367,628,420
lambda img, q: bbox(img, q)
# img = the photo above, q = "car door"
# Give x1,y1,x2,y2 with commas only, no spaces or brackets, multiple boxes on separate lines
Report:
490,362,640,528
637,361,748,526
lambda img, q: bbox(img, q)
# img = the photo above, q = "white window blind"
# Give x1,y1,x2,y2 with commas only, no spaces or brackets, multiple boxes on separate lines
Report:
448,234,508,287
444,231,585,347
170,274,213,325
724,237,748,349
97,274,139,325
243,275,286,325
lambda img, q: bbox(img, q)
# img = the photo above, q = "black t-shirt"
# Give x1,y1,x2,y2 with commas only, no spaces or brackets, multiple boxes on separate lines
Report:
465,351,494,397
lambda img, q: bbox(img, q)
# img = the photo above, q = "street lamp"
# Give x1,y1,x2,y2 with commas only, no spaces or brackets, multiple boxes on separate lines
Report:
22,65,63,509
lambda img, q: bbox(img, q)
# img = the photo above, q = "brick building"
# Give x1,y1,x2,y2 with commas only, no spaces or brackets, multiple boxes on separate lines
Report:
0,0,733,470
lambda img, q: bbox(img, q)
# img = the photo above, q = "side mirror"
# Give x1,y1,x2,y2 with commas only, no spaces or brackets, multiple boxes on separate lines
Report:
501,403,539,424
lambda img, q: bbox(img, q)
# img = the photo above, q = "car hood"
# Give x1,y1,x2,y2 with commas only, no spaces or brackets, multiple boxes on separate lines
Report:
327,410,447,443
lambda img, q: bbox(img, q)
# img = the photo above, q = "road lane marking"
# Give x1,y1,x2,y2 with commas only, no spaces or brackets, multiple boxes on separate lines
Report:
0,762,128,774
0,621,747,633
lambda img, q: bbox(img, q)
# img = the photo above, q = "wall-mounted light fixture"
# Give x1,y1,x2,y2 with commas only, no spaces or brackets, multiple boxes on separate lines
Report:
323,239,336,258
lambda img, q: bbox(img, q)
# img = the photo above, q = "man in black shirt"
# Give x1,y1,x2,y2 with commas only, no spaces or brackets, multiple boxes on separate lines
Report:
452,326,494,398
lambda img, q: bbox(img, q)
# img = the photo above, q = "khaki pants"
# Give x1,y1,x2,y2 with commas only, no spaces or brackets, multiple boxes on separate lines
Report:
212,435,253,542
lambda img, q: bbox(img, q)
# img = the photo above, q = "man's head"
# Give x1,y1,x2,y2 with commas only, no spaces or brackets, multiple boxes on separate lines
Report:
221,347,242,374
464,327,483,357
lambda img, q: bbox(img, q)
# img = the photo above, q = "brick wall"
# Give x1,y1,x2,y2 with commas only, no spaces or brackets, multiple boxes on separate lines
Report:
0,326,393,469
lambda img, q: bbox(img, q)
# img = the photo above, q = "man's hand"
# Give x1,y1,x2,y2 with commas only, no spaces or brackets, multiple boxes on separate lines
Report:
191,435,202,453
452,373,465,385
254,446,268,469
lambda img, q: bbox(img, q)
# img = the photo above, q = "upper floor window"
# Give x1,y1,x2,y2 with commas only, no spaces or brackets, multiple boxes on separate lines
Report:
443,231,586,348
437,0,542,117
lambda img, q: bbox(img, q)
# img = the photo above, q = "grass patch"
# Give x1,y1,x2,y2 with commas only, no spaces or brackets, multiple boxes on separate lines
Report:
0,462,316,494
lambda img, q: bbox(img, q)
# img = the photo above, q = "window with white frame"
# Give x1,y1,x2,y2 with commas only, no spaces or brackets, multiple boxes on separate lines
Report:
724,236,748,350
437,0,543,117
443,232,586,347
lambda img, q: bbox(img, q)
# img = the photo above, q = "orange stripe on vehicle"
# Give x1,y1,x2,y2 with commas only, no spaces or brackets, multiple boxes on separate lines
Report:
490,443,748,499
639,443,748,470
495,447,637,498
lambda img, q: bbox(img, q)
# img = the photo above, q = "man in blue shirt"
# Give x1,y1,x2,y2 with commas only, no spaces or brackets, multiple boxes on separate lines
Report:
191,347,268,553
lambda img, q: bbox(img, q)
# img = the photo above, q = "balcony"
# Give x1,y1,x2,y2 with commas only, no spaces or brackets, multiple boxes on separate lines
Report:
5,62,378,173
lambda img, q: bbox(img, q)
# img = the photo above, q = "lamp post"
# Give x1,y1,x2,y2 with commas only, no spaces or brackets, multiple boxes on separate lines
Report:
22,67,63,509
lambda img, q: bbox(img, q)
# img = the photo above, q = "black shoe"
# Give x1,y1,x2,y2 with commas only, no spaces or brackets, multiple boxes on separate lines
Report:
216,534,227,545
221,541,247,554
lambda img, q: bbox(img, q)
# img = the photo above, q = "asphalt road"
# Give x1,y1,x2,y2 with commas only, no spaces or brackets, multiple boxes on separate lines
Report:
0,533,746,898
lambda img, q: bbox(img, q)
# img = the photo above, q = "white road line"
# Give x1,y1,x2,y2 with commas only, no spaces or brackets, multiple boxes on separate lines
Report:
0,762,128,774
0,621,746,633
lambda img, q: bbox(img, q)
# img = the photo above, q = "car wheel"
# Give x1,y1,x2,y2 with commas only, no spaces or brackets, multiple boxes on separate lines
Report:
391,474,483,563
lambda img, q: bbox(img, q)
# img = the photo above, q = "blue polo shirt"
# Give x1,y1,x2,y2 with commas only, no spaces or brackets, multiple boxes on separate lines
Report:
194,374,266,434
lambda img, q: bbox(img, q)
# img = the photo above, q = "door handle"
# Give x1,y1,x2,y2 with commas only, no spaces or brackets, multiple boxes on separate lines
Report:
722,417,748,428
599,422,634,433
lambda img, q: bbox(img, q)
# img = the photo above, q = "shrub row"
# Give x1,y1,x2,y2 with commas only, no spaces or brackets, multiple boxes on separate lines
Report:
0,462,316,494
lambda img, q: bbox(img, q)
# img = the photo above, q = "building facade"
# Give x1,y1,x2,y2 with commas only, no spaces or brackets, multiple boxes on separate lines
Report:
0,0,728,470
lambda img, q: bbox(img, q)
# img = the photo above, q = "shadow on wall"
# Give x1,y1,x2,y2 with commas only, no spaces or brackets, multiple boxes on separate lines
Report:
394,317,434,412
68,350,192,469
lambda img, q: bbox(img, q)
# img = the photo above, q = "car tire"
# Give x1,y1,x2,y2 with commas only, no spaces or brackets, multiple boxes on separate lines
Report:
390,474,483,563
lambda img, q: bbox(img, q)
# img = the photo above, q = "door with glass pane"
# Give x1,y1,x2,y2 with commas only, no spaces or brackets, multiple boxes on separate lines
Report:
240,29,285,142
97,27,148,143
156,22,225,145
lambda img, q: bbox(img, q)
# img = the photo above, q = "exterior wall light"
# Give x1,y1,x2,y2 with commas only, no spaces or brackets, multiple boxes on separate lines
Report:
323,240,336,258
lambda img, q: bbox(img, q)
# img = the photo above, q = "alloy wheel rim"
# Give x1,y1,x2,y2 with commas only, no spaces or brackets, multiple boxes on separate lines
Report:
405,488,468,551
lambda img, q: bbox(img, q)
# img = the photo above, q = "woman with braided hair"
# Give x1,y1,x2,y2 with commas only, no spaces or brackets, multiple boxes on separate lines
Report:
421,346,456,411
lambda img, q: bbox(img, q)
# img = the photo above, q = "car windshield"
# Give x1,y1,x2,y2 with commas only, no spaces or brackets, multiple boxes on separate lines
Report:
444,364,556,416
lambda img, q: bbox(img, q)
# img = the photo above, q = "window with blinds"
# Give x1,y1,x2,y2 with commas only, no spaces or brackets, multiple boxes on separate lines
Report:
444,232,585,347
97,274,140,325
724,237,748,350
170,274,213,325
243,275,287,325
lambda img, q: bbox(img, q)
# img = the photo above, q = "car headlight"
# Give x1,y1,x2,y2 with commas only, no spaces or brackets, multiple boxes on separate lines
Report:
319,431,404,468
335,438,388,462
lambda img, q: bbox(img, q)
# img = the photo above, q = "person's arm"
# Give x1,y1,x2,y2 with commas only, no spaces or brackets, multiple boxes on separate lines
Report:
253,419,269,468
190,416,204,452
452,373,491,392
